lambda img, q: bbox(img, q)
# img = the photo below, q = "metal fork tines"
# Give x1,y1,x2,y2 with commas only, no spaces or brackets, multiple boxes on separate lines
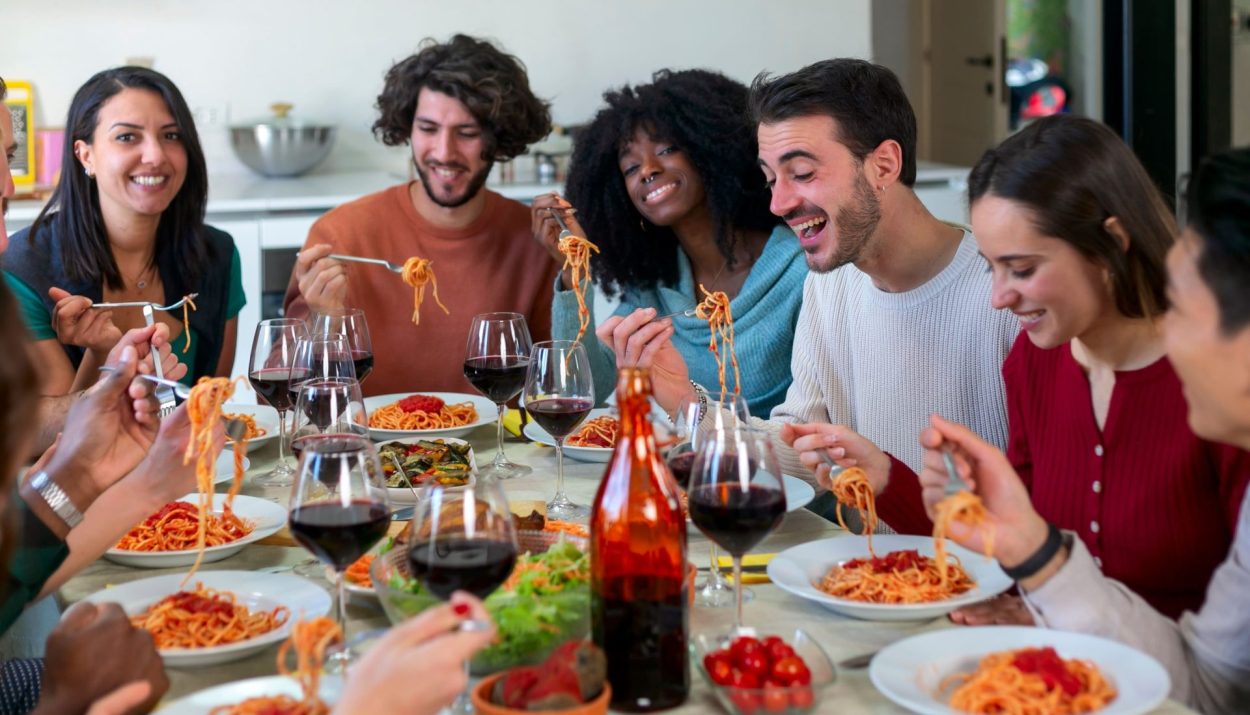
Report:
142,304,178,418
90,293,199,311
323,253,405,274
941,446,964,497
548,207,577,242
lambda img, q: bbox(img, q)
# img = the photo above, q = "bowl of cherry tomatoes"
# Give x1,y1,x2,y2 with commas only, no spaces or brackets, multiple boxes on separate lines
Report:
692,629,835,715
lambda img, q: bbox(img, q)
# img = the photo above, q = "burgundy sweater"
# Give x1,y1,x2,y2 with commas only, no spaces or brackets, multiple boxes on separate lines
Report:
879,332,1250,618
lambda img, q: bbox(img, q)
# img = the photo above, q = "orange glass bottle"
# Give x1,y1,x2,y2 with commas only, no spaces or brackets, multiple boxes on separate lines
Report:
590,367,689,711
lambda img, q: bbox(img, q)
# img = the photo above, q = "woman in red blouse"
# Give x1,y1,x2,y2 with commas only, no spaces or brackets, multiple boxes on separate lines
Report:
806,115,1250,622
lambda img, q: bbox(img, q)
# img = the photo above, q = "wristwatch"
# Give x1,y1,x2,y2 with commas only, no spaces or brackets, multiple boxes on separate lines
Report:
27,471,85,529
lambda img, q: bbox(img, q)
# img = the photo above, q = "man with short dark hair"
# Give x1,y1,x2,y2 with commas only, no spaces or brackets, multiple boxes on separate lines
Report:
599,59,1016,530
286,35,560,396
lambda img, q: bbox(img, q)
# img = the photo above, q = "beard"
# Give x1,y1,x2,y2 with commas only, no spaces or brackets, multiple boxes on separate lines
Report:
414,159,492,209
808,170,881,274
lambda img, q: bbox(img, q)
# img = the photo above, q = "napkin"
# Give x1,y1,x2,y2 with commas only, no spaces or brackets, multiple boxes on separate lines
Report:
717,553,775,584
502,407,526,438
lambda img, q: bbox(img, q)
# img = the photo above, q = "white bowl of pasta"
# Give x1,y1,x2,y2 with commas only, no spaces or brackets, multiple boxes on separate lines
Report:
221,402,281,453
523,407,617,462
363,392,497,441
81,570,331,667
104,494,288,568
869,626,1170,715
766,534,1011,622
158,673,343,714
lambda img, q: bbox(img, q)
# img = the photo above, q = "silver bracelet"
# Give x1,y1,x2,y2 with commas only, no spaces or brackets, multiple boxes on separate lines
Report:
689,380,709,423
28,470,85,529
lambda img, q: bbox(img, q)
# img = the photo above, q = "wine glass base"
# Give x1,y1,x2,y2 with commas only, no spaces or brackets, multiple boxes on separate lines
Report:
255,463,296,488
546,497,589,521
696,580,754,608
478,461,532,480
449,689,474,715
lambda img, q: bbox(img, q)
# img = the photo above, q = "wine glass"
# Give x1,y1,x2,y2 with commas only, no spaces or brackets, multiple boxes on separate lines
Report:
291,377,369,458
288,434,390,669
408,481,517,715
463,312,533,479
688,428,786,631
669,394,755,608
523,340,594,520
249,318,308,487
309,307,374,384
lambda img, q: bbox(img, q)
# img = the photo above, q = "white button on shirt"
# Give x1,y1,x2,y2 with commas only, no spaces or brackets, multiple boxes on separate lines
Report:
1094,444,1104,456
1092,480,1102,493
1091,521,1101,533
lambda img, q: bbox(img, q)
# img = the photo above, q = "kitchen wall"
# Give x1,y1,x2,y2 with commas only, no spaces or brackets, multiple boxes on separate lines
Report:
0,0,871,177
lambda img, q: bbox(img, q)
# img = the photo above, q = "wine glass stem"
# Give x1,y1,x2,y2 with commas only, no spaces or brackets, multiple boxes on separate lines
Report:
336,571,348,636
709,544,726,586
554,441,566,499
732,556,744,631
492,406,509,466
276,409,289,466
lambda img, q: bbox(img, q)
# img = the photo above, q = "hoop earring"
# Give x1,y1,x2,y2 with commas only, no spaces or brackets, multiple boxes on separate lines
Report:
639,219,648,232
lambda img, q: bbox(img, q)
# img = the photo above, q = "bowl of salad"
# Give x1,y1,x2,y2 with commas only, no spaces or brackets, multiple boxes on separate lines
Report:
371,531,591,675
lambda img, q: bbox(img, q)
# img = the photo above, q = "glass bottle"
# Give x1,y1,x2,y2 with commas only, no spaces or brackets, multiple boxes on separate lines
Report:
590,367,689,712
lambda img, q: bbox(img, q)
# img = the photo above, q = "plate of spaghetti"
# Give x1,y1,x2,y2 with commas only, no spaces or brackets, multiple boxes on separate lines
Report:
364,391,496,440
767,535,1010,621
222,402,280,453
869,626,1169,714
158,674,343,715
104,494,287,568
523,407,617,462
82,570,331,667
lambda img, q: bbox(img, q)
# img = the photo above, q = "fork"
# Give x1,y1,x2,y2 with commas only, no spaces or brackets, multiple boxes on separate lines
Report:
548,207,577,243
143,304,178,418
941,446,964,497
99,366,189,400
321,253,406,274
90,293,199,311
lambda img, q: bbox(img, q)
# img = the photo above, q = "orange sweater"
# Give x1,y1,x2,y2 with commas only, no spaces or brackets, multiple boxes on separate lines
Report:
284,183,558,397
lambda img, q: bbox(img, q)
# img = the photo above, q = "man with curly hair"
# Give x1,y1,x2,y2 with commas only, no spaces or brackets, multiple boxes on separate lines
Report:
285,35,560,396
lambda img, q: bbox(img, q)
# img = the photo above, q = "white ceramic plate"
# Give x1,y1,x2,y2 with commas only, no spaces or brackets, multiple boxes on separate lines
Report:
869,626,1170,715
767,534,1011,621
83,570,330,667
523,407,616,462
781,475,816,511
375,436,478,504
213,451,251,485
221,402,281,453
363,392,497,441
158,674,343,714
104,494,288,568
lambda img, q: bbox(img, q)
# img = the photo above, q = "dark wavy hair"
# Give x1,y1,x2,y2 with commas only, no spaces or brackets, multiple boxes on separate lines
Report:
749,59,917,187
565,69,777,297
968,115,1174,320
373,34,551,162
31,66,210,290
0,282,38,569
1186,147,1250,335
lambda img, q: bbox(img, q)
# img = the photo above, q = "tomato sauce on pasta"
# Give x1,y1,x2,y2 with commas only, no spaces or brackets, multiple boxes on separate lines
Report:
209,617,341,715
133,583,289,650
368,393,477,431
941,646,1116,714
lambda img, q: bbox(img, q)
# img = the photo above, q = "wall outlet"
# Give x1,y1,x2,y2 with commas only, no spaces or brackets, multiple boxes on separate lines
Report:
192,103,231,128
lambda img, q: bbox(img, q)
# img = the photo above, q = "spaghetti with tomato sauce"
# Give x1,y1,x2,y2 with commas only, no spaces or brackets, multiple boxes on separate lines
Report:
816,548,975,604
132,583,289,649
115,500,252,552
368,393,478,431
942,646,1116,714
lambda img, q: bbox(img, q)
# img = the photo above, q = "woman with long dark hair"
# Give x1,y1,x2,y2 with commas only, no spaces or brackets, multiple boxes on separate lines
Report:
531,69,805,416
3,66,244,394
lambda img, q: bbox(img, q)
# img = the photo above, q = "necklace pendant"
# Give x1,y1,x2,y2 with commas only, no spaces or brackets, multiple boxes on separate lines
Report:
136,280,147,289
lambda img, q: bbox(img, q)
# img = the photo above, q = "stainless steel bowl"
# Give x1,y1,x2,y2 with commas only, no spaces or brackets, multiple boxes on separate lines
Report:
229,103,336,177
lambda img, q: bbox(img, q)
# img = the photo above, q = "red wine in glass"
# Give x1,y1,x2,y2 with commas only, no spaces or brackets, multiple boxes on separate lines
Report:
407,538,518,600
527,397,593,439
289,500,390,571
286,367,312,406
250,367,297,412
687,483,785,556
351,351,374,383
666,451,697,490
300,379,344,429
463,356,529,404
291,433,360,461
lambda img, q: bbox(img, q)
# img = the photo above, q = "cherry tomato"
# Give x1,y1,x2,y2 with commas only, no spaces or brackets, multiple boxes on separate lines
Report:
704,652,734,686
729,689,760,715
731,636,764,667
764,639,796,664
730,669,761,690
762,684,789,713
741,651,770,677
771,656,811,686
790,685,815,710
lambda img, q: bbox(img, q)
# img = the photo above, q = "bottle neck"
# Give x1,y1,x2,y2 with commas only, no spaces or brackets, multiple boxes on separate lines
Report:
615,367,654,438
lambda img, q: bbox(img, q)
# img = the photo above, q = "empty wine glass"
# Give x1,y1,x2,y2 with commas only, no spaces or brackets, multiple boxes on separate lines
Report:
288,434,390,669
290,334,357,408
523,340,594,520
463,312,532,479
309,308,374,384
291,377,369,458
249,319,308,487
408,481,517,715
688,428,785,631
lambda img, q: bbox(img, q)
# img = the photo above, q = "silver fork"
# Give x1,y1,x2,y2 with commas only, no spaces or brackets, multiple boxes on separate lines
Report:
941,446,964,497
99,366,189,400
322,253,405,274
142,304,178,418
90,293,199,311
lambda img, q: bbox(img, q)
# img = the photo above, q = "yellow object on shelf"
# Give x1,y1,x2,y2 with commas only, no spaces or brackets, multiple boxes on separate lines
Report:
717,553,775,585
3,80,36,190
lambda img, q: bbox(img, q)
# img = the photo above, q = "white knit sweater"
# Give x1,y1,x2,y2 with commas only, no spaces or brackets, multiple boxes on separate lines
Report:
759,229,1019,481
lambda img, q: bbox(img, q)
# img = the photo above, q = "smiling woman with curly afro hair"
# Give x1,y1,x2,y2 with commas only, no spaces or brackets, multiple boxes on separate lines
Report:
531,68,806,416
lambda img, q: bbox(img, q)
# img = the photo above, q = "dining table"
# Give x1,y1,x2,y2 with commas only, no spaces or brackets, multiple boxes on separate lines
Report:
59,421,1197,714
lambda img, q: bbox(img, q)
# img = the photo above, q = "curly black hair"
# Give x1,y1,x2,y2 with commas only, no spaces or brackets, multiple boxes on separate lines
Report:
565,69,778,297
373,34,551,162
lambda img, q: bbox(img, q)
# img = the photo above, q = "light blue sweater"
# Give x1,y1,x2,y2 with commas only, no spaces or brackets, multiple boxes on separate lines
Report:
551,225,807,416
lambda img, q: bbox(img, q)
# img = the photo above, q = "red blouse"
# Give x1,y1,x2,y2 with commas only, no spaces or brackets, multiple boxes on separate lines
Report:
878,332,1250,618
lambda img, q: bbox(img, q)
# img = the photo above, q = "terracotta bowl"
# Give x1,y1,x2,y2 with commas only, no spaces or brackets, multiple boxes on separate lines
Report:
471,673,611,715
